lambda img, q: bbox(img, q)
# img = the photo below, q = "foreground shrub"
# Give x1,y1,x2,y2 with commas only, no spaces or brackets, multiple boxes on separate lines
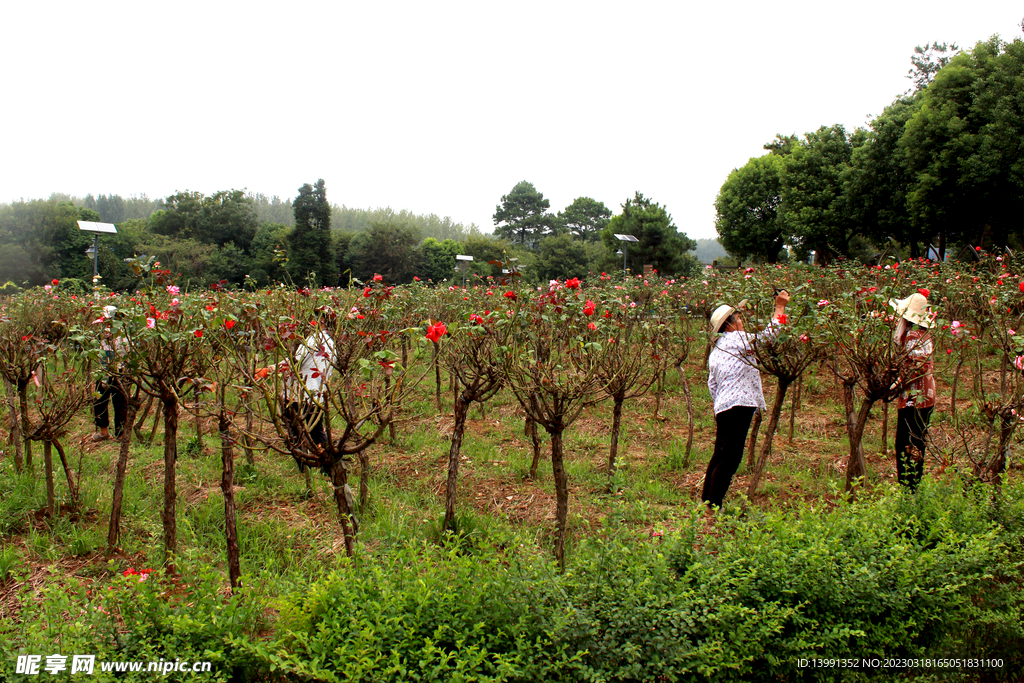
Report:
242,540,580,682
0,566,265,682
663,478,1024,680
259,479,1023,682
3,478,1021,682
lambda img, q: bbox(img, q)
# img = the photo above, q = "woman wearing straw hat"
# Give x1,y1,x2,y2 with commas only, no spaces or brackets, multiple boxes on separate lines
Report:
703,290,790,509
890,291,935,491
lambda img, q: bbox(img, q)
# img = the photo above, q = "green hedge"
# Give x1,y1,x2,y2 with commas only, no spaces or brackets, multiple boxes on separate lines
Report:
3,478,1022,682
1,566,266,682
247,478,1023,682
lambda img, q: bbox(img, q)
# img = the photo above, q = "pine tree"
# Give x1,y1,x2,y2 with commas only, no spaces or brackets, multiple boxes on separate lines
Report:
288,179,332,285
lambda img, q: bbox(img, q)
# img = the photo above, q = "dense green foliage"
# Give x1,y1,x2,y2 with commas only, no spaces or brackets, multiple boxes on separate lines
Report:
715,154,787,263
288,180,333,286
4,481,1021,681
348,222,423,284
492,181,556,248
557,196,612,242
600,192,699,277
1,185,696,288
717,36,1024,263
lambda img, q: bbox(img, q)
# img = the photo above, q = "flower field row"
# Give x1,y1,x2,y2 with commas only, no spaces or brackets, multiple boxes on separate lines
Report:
2,252,1024,569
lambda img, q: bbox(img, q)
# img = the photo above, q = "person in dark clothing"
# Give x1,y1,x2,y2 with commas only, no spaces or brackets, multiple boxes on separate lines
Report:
92,306,128,441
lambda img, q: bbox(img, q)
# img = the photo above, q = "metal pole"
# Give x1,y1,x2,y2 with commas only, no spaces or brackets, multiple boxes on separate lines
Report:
92,235,99,279
623,244,627,276
462,262,467,289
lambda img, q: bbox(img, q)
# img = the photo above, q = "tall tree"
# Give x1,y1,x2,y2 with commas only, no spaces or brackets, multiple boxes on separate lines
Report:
781,125,858,260
901,37,1024,251
198,190,259,251
907,42,960,91
459,232,519,280
600,192,698,276
288,179,332,285
149,191,205,240
249,222,291,286
557,197,611,242
0,199,97,285
348,222,422,284
95,194,127,224
493,181,555,248
845,95,925,255
149,189,258,252
332,231,357,286
535,233,589,281
715,152,788,263
249,193,295,226
420,237,460,283
333,206,471,241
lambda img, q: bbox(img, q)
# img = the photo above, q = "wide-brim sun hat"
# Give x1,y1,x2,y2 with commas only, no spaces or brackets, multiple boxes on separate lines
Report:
710,304,736,333
888,292,933,328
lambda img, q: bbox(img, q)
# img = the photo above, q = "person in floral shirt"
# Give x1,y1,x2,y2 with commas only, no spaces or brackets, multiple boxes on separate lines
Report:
890,292,935,491
703,290,790,509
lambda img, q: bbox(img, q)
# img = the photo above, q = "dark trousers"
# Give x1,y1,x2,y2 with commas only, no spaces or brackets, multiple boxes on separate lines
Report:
284,401,328,472
94,378,128,437
895,406,932,491
702,405,757,508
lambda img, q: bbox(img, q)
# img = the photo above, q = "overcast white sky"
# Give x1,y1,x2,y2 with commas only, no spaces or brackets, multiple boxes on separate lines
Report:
2,1,1021,240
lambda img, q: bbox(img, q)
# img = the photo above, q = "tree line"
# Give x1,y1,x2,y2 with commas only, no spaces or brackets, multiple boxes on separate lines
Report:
0,179,703,290
492,182,700,279
716,36,1024,263
0,186,483,290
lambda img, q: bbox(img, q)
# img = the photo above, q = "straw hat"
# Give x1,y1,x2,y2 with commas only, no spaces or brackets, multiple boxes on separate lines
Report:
710,304,736,333
888,292,933,328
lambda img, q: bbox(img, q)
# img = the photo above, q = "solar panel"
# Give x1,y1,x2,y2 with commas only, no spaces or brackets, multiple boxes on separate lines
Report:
77,220,118,234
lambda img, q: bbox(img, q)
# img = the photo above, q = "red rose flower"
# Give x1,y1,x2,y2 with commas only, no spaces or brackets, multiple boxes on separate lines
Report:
426,321,447,343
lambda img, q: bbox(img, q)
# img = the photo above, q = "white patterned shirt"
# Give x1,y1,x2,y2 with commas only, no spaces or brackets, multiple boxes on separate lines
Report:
707,322,778,415
284,330,335,403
